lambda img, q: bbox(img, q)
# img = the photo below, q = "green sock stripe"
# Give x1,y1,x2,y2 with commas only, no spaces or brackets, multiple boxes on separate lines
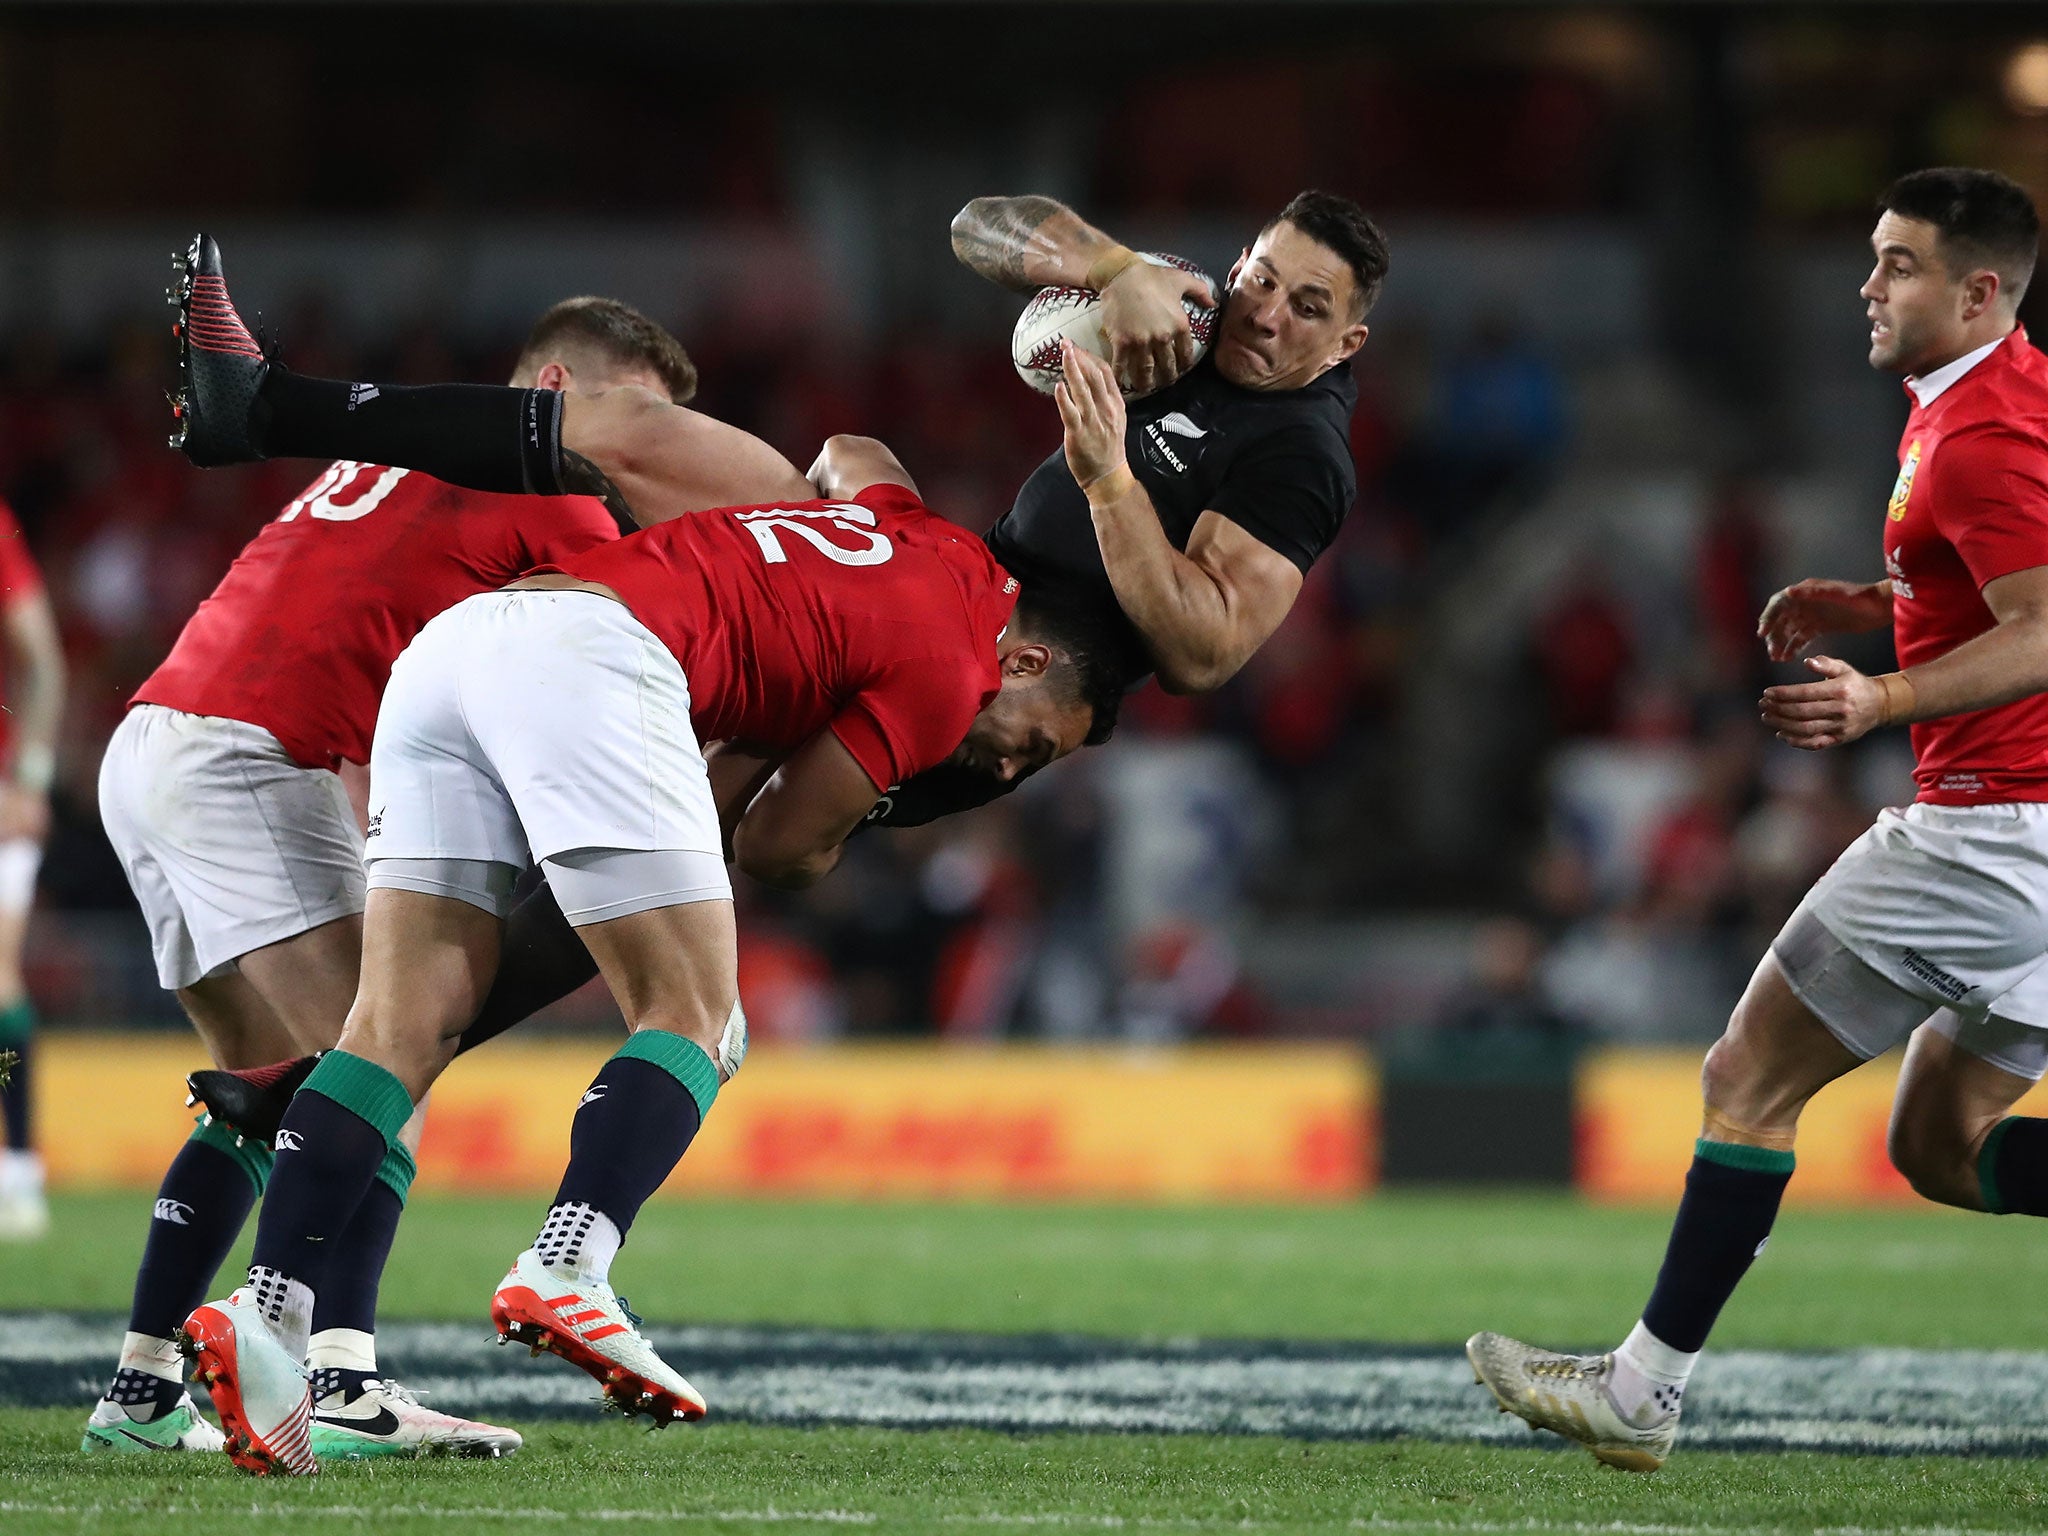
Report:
1979,1116,2020,1215
614,1030,720,1120
302,1050,415,1147
191,1114,275,1194
1695,1138,1796,1175
0,999,33,1046
374,1140,417,1204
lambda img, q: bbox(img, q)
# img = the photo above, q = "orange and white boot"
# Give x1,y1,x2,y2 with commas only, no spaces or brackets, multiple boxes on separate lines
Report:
491,1248,705,1426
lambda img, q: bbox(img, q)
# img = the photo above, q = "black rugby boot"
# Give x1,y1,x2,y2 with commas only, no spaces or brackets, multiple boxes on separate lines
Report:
167,233,271,466
186,1054,320,1148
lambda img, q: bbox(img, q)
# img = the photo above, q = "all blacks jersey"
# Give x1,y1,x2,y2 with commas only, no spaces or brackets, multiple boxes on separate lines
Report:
987,354,1358,682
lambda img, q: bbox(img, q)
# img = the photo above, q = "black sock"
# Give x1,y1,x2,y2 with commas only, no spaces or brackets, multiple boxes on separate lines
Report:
0,1001,34,1150
127,1127,270,1339
458,880,599,1058
251,1090,390,1297
310,1176,403,1337
551,1036,718,1238
257,371,565,494
1979,1116,2048,1215
1640,1140,1795,1352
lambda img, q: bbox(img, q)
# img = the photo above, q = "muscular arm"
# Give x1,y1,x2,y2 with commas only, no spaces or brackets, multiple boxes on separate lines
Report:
0,590,63,831
1763,565,2048,749
730,732,879,890
951,196,1121,293
561,387,814,529
806,436,919,501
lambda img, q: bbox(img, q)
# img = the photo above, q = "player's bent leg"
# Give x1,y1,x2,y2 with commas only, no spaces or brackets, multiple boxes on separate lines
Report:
1470,928,1889,1472
1891,1010,2047,1211
493,873,736,1425
234,913,364,1056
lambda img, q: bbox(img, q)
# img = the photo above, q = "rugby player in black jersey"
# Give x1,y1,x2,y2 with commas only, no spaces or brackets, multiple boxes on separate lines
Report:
868,188,1387,826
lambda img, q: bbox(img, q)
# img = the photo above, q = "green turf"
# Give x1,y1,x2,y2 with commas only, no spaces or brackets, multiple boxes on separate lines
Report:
3,1409,2046,1536
10,1190,2048,1349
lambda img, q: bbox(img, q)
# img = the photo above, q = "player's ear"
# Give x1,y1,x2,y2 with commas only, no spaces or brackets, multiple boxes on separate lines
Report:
534,361,571,393
1962,268,2001,320
1226,247,1251,290
1328,321,1369,370
1003,642,1054,680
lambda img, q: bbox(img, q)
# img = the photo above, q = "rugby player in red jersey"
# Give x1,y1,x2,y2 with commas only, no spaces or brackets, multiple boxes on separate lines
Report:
174,424,1119,1473
1471,169,2048,1469
85,298,695,1460
0,499,65,1243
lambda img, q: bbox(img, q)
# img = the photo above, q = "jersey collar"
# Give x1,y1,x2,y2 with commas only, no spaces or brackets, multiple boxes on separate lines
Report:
1904,329,2015,408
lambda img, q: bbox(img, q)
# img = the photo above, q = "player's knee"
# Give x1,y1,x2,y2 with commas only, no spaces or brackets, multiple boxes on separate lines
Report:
1885,1108,1974,1207
1699,1033,1762,1119
622,999,731,1059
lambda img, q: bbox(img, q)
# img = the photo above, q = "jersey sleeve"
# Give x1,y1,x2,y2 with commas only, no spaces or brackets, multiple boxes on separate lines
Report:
518,494,624,568
1204,424,1356,574
1930,427,2048,588
0,500,46,606
828,656,988,792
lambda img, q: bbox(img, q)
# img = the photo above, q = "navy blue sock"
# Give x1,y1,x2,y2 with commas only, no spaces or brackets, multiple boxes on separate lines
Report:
1979,1117,2048,1215
251,1054,413,1296
1640,1140,1795,1352
127,1121,272,1339
311,1176,404,1337
551,1032,718,1239
0,1001,34,1150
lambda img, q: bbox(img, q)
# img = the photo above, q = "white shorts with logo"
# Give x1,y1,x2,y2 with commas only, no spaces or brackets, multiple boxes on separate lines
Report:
1771,801,2048,1081
365,589,730,924
99,704,366,990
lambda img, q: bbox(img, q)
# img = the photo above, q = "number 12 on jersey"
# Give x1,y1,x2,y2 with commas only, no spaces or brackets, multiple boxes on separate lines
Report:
736,504,893,567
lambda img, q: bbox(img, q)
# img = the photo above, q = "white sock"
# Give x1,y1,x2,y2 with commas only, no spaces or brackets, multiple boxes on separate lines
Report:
116,1331,184,1383
0,1149,42,1194
307,1327,377,1375
534,1202,622,1284
1611,1320,1697,1419
244,1266,315,1361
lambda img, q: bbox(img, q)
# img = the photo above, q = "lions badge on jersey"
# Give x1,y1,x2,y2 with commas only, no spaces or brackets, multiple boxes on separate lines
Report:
1888,440,1921,521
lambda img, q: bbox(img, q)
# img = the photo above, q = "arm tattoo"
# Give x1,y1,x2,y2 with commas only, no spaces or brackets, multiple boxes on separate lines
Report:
560,448,642,533
952,195,1071,291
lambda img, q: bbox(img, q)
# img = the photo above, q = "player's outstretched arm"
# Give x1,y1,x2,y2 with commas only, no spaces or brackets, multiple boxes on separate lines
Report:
952,196,1214,393
1762,564,2048,750
1057,341,1302,693
730,733,880,891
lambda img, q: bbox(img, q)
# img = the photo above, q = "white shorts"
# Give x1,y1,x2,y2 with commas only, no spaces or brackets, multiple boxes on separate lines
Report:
98,704,366,990
364,590,730,923
0,838,41,915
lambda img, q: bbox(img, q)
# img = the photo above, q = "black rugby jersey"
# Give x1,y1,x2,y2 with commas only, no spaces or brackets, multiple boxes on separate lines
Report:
987,353,1358,681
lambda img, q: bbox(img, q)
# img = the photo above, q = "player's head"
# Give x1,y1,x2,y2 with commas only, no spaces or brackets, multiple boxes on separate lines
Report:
1215,190,1389,392
951,588,1126,783
1864,168,2040,374
511,297,699,403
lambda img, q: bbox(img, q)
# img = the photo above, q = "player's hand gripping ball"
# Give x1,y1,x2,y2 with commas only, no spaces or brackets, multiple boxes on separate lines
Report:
1012,254,1221,399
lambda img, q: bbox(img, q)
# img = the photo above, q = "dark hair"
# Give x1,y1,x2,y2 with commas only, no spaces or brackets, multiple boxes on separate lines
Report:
1882,167,2040,306
518,296,698,405
1011,588,1127,748
1264,190,1391,319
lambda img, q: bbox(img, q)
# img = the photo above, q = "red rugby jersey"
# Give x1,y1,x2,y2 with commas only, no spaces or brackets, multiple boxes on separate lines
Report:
544,482,1018,791
1885,329,2048,802
135,463,619,770
0,498,47,760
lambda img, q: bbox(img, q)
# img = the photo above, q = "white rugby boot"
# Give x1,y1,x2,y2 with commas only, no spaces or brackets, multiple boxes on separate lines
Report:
491,1247,706,1425
81,1392,227,1453
1466,1331,1680,1471
309,1369,522,1459
178,1292,318,1475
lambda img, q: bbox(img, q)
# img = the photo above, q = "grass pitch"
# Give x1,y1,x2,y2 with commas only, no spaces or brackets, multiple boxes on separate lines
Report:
3,1192,2046,1533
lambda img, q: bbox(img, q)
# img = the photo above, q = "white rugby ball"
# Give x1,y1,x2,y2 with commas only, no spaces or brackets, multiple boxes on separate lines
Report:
1011,252,1222,397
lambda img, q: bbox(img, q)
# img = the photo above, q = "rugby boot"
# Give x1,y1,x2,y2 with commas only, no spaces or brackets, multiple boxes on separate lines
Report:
177,1291,318,1475
186,1054,320,1148
491,1247,706,1426
309,1368,522,1460
1466,1331,1680,1472
81,1392,226,1453
167,233,272,466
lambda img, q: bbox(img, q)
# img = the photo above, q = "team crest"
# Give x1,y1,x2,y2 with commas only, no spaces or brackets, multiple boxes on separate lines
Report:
1888,440,1921,521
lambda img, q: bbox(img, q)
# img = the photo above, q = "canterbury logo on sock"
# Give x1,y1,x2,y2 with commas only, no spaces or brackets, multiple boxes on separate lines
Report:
274,1129,304,1152
151,1199,192,1225
579,1086,607,1106
348,383,380,410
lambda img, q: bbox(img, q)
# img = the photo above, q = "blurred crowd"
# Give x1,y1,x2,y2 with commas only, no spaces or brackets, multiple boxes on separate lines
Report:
0,289,1907,1049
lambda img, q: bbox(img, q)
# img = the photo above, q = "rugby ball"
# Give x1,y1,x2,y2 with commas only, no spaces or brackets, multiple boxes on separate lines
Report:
1011,252,1222,397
